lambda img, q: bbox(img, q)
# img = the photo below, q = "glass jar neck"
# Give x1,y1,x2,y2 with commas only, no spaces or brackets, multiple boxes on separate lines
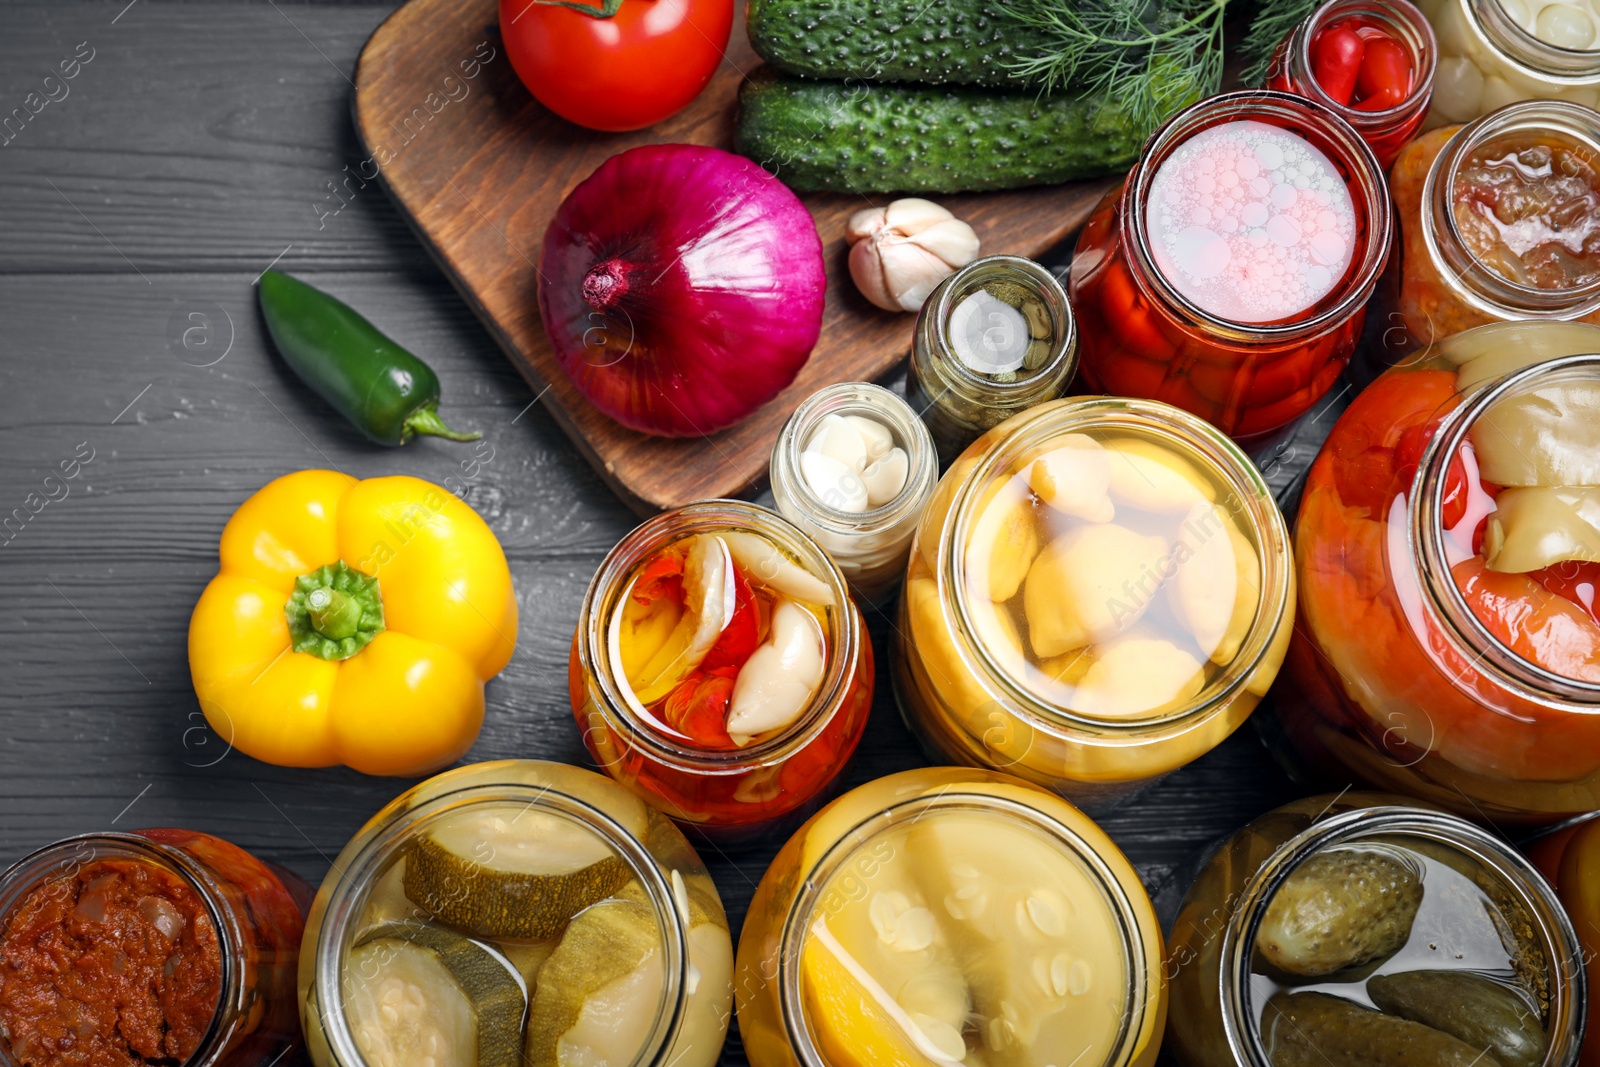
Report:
1470,0,1600,76
1217,807,1585,1066
577,500,859,772
1284,0,1437,130
1123,90,1391,343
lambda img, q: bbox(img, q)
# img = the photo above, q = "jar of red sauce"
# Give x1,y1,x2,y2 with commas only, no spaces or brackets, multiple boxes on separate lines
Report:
1070,91,1392,447
570,500,874,846
1274,321,1600,825
1265,0,1438,168
0,829,308,1067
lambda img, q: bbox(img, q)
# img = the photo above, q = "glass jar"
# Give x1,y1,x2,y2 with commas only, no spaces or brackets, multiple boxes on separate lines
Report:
1276,322,1600,824
0,828,308,1067
1418,0,1600,125
735,766,1167,1067
1070,90,1392,446
770,382,938,606
893,396,1295,808
1264,0,1438,168
1527,816,1600,1065
299,760,734,1067
1167,793,1584,1067
906,255,1078,467
571,500,873,845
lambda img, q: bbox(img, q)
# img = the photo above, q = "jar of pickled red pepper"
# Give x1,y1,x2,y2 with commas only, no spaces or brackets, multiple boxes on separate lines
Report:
1372,100,1600,365
1265,0,1438,168
735,766,1167,1067
299,760,735,1067
1071,90,1391,446
571,500,873,845
0,829,308,1067
894,396,1295,808
1167,792,1584,1067
1276,321,1600,824
1419,0,1600,125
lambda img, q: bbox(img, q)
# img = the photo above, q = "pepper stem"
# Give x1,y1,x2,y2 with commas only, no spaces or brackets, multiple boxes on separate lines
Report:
285,562,385,661
405,404,482,443
307,587,363,641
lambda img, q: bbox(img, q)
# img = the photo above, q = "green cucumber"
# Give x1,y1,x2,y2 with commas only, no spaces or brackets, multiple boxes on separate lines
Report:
734,71,1146,194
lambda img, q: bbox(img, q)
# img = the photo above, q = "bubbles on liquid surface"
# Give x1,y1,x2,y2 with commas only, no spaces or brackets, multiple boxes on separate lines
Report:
1146,120,1358,324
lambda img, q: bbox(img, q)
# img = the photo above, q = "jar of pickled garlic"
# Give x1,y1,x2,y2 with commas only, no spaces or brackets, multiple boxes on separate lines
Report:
770,383,938,605
1264,0,1438,168
893,396,1295,807
1071,91,1391,446
299,760,734,1067
1372,100,1600,365
735,767,1167,1067
0,829,309,1067
570,500,873,845
906,255,1078,467
1167,792,1584,1067
1276,321,1600,824
1418,0,1600,125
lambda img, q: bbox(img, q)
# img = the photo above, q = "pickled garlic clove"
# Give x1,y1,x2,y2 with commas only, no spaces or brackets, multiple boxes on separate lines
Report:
807,413,872,472
1069,633,1205,718
802,450,870,513
1171,503,1261,665
1443,322,1600,391
726,599,826,745
1022,524,1169,657
722,531,835,606
632,535,736,706
843,415,896,463
861,447,909,508
969,486,1041,602
1025,434,1114,522
1472,379,1600,486
1483,487,1600,572
1536,2,1596,47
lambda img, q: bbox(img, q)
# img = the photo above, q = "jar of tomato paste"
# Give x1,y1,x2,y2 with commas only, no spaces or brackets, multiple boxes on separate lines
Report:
1276,321,1600,824
1265,0,1438,168
571,500,873,846
1071,91,1391,446
1418,0,1600,124
0,829,308,1067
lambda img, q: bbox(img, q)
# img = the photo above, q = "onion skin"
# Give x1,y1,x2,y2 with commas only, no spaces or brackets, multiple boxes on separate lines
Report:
539,144,826,437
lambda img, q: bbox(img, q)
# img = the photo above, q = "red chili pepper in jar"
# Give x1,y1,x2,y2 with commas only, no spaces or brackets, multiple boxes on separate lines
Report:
1312,23,1366,105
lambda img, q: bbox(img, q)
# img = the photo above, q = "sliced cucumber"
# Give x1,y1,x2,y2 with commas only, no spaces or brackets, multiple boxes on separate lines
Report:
344,921,526,1067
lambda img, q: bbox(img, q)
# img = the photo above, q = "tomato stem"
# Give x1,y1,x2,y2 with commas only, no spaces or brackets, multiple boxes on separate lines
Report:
523,0,626,18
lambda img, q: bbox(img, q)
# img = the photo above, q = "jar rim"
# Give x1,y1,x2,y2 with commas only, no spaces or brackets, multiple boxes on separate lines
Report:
1471,0,1600,77
1287,0,1438,125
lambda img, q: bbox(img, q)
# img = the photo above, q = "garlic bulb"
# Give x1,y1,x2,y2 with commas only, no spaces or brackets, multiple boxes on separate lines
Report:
846,199,981,312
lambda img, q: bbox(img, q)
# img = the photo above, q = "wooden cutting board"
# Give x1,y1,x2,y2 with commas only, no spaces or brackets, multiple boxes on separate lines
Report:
352,0,1117,515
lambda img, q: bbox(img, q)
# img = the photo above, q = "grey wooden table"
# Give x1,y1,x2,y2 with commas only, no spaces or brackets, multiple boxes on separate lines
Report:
0,3,1323,1062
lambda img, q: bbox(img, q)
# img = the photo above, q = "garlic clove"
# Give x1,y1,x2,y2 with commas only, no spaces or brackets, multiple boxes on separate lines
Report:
886,243,964,311
908,219,983,270
882,197,957,234
846,205,890,244
846,198,981,313
721,530,836,606
848,237,907,312
862,447,910,508
843,415,895,463
726,599,826,745
801,451,870,513
806,413,871,471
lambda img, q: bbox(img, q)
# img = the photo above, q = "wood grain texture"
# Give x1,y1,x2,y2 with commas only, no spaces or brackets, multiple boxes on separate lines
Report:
350,0,1119,514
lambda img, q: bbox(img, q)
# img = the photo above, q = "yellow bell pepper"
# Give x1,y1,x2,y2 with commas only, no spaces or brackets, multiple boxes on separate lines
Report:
188,469,517,776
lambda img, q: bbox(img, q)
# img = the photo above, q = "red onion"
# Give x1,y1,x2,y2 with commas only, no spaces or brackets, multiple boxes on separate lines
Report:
539,144,826,437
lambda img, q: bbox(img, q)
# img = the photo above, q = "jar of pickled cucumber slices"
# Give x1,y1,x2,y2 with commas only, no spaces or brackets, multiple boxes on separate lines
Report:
735,767,1167,1067
1166,793,1584,1067
298,761,734,1067
1276,321,1600,824
571,501,873,846
893,397,1295,807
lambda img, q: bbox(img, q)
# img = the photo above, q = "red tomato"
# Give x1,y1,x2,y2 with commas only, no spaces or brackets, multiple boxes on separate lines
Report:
1311,23,1365,105
1530,560,1600,628
1354,37,1412,110
499,0,733,132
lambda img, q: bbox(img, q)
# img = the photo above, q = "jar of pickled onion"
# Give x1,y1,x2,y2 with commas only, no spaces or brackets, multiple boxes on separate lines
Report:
735,767,1167,1067
1264,0,1438,168
570,500,873,845
892,396,1295,807
1419,0,1600,124
1070,91,1392,446
1275,321,1600,824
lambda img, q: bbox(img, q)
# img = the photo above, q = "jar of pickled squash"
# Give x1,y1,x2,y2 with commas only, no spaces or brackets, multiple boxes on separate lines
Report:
0,829,308,1067
894,397,1295,806
299,760,734,1067
1277,321,1600,824
570,500,873,845
1167,793,1584,1067
1070,91,1392,445
1373,100,1600,364
1418,0,1600,125
735,766,1167,1067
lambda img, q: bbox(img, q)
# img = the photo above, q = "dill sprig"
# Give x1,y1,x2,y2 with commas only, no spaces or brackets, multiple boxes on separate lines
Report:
1238,0,1325,85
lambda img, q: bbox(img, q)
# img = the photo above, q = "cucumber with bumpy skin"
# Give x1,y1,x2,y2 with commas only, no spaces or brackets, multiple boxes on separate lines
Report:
734,71,1147,194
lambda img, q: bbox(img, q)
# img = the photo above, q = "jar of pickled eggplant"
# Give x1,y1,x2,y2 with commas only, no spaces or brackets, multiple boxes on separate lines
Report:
1372,100,1600,365
770,382,938,605
1276,321,1600,824
893,396,1295,807
1418,0,1600,125
570,500,873,845
735,766,1167,1067
1167,792,1584,1067
1071,90,1391,445
906,255,1078,467
0,829,309,1067
298,760,734,1067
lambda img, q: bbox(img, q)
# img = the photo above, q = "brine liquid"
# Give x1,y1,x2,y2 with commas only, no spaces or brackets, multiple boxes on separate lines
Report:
1146,120,1358,323
1453,132,1600,291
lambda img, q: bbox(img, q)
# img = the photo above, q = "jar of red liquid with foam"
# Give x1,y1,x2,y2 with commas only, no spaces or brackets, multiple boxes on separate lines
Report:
569,500,874,847
1265,0,1437,167
1070,91,1392,447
